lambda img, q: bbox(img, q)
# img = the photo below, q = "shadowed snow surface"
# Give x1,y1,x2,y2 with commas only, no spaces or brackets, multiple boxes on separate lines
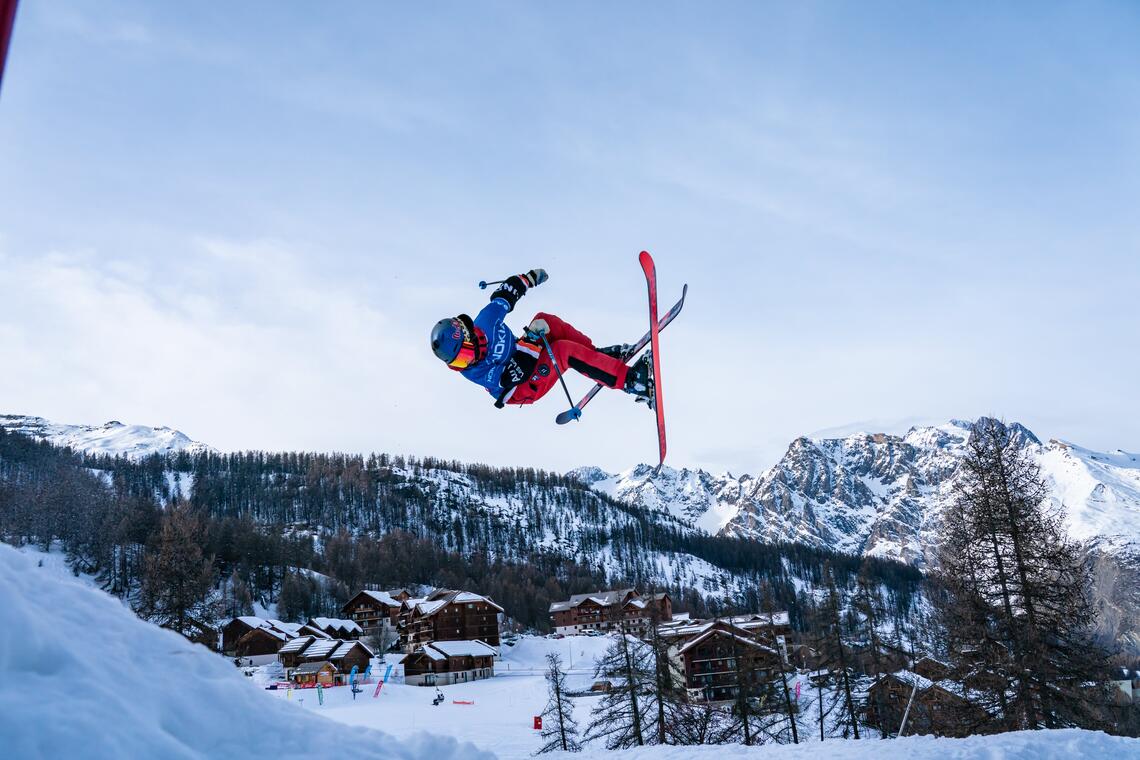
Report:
0,543,492,760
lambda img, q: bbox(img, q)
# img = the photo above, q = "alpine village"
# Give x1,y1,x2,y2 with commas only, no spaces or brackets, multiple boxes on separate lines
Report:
1,415,1139,752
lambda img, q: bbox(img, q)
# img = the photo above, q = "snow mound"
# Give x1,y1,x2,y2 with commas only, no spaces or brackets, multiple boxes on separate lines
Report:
567,728,1135,758
0,543,493,759
0,414,213,459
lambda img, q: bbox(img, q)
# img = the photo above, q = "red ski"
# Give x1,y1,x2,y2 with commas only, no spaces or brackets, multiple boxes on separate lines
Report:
639,251,668,469
554,283,686,425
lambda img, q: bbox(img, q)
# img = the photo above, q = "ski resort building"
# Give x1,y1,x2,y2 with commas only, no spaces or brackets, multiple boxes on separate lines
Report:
669,620,783,703
658,611,791,646
277,636,375,684
233,626,291,659
292,661,337,686
306,617,363,640
865,670,989,737
341,589,410,636
548,588,672,636
398,589,503,652
401,639,498,687
221,616,300,656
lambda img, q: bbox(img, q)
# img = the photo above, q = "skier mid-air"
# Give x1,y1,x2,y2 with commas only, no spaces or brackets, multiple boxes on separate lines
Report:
430,268,653,409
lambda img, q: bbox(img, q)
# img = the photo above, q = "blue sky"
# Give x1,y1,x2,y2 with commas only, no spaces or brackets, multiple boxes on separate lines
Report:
2,1,1138,475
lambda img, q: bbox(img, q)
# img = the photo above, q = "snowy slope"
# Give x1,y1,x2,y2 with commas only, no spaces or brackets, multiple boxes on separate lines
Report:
582,419,1140,567
582,464,752,534
0,414,212,459
0,542,491,760
565,730,1136,759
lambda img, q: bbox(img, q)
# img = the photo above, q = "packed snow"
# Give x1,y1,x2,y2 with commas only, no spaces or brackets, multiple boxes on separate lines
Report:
563,730,1137,759
0,543,490,759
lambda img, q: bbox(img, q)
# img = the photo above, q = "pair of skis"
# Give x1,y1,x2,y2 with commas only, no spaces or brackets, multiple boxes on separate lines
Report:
555,251,685,469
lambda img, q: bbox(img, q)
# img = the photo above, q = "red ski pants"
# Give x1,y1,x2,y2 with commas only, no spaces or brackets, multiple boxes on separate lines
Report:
505,313,628,406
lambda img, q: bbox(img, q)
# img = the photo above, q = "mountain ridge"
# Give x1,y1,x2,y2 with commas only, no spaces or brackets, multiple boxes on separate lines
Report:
576,418,1140,567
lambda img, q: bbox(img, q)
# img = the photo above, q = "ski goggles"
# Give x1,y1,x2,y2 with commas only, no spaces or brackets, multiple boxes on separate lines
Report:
447,341,478,370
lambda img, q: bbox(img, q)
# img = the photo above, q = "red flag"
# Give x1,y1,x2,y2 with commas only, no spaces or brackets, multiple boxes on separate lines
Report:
794,680,801,701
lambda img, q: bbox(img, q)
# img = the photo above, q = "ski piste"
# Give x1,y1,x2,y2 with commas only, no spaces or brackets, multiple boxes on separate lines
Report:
555,281,687,425
639,250,668,469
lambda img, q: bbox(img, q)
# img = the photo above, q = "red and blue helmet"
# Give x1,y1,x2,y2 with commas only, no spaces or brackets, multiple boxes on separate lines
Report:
431,315,486,371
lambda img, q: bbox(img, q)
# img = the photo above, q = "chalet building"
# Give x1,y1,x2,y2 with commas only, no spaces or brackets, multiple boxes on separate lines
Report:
341,589,411,635
278,636,318,671
306,617,363,640
865,670,989,737
401,640,497,687
234,626,290,658
549,589,672,636
399,589,503,652
293,661,337,686
659,611,791,648
296,624,333,640
670,620,782,703
276,636,374,683
327,640,373,676
221,616,296,654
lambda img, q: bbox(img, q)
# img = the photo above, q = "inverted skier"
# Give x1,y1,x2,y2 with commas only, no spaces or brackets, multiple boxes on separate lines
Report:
430,269,652,408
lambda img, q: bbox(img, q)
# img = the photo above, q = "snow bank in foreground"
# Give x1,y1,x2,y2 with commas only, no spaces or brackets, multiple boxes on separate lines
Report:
0,543,493,760
561,728,1136,758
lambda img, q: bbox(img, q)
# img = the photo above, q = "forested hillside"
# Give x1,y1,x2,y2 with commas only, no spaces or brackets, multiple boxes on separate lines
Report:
0,427,924,639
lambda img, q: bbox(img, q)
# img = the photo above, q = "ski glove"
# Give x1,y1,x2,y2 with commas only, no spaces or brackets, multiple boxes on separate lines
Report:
523,268,548,288
527,317,551,337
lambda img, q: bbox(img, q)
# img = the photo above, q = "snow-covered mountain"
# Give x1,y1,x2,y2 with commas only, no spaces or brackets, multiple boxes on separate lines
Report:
0,414,212,459
580,418,1140,567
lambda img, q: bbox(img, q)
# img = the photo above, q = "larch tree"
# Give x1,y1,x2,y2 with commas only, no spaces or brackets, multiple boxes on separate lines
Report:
584,623,657,749
936,418,1111,731
139,505,215,637
536,652,582,754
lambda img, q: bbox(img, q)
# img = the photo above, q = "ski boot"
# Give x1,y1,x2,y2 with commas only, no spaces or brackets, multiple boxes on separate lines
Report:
597,343,634,361
623,350,655,409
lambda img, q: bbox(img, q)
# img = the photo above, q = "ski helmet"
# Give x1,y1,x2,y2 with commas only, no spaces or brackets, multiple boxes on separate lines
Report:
431,315,486,370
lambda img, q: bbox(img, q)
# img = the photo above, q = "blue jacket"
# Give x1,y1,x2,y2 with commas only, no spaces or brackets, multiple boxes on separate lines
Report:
460,297,518,396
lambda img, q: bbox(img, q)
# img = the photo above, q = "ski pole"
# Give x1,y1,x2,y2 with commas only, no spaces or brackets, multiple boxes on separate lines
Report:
478,278,508,290
528,329,581,422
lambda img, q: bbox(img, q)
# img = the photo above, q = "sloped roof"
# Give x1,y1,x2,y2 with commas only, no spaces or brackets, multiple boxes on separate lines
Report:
427,639,498,658
409,590,503,618
278,636,315,655
329,640,374,660
295,660,337,675
301,639,339,660
549,588,636,613
677,624,777,656
310,617,362,634
359,589,403,607
876,669,935,691
235,616,266,629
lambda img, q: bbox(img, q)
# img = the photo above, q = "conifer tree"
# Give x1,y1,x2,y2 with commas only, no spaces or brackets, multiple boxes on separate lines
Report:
937,418,1111,730
584,623,657,749
536,652,582,754
139,505,215,637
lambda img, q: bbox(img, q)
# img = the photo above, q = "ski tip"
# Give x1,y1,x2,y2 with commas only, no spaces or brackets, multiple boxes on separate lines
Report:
638,250,654,269
555,407,583,425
